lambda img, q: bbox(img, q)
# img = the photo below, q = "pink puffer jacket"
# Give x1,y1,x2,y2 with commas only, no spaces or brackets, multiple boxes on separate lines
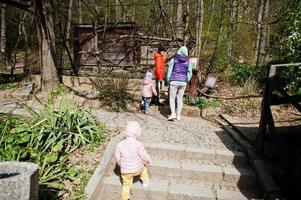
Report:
141,78,157,98
115,121,152,174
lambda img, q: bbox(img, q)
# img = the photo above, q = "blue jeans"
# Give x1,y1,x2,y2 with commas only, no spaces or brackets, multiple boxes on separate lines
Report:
142,97,152,113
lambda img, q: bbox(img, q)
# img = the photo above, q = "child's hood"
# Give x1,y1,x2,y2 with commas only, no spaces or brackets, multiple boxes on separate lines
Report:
124,121,141,138
177,46,188,56
143,77,153,85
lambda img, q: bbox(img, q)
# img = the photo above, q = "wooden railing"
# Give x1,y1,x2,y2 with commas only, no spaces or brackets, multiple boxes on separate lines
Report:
255,62,301,156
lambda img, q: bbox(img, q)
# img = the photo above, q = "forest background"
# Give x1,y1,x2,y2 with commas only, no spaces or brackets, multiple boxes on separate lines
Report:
0,0,300,93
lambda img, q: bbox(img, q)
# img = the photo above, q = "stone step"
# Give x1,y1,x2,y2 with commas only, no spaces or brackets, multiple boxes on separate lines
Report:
107,157,257,189
145,143,248,167
149,158,257,189
96,175,262,200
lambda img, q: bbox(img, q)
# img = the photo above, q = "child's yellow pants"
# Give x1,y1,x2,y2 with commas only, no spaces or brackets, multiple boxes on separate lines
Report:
121,166,149,200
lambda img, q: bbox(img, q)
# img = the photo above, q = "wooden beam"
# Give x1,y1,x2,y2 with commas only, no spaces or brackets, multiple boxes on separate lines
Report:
269,63,301,79
270,95,301,105
270,63,301,68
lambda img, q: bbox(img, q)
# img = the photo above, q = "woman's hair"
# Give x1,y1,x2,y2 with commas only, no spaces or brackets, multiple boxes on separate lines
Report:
158,46,166,52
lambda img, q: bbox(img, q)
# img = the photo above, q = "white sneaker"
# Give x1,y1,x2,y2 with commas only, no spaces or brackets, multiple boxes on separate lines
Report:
143,180,149,188
167,115,176,121
176,115,181,121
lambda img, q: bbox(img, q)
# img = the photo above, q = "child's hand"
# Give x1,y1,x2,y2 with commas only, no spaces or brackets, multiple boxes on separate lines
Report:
143,160,150,166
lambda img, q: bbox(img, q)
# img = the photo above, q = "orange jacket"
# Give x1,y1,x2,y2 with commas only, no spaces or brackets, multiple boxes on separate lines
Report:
154,52,166,80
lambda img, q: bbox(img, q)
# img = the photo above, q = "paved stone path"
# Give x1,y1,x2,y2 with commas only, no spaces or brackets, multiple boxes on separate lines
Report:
90,109,244,152
0,99,242,152
0,98,262,199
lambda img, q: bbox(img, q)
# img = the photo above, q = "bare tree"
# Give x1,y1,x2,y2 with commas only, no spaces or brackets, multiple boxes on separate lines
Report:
207,0,226,73
115,0,122,22
195,0,204,57
202,0,215,51
34,0,60,90
256,0,269,67
227,0,238,64
0,3,5,60
21,15,30,76
61,0,73,68
176,0,183,40
183,0,190,45
255,0,264,62
78,0,83,23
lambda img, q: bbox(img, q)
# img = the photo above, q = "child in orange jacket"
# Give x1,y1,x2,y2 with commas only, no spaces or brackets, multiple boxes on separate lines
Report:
154,46,167,106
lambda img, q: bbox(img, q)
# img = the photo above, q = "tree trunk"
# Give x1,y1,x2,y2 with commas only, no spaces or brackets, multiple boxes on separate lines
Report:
227,0,238,64
183,0,190,45
21,16,30,76
256,0,269,67
0,3,6,60
78,0,83,23
255,0,264,62
66,0,73,41
62,0,73,67
115,0,122,22
207,0,226,74
35,0,60,91
202,0,215,51
195,0,204,57
176,0,183,40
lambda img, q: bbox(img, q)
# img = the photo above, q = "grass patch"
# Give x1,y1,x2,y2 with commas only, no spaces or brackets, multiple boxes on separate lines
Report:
224,106,236,115
245,99,261,109
0,82,17,90
184,96,220,109
94,73,133,112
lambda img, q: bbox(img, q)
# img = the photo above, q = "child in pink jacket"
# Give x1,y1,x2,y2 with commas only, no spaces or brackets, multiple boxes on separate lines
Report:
141,71,157,114
115,121,152,200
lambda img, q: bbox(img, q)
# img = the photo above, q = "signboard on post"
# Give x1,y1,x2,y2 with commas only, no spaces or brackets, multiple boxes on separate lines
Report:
205,74,218,88
189,57,199,71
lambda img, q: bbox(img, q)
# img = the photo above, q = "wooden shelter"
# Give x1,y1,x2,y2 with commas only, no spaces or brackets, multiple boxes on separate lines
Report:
73,22,178,72
73,22,139,71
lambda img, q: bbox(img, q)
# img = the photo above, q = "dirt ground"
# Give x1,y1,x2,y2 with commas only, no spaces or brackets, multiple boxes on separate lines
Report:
200,81,301,124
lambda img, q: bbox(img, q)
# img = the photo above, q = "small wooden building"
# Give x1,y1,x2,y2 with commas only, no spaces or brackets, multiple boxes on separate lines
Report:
74,22,139,70
73,22,177,72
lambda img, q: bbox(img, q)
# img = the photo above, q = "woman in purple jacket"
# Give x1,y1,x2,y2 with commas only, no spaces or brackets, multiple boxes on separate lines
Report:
165,46,192,121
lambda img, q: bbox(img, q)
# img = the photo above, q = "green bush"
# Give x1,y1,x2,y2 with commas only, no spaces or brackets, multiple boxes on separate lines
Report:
0,98,107,199
95,73,133,112
228,62,266,86
277,65,301,95
184,96,220,109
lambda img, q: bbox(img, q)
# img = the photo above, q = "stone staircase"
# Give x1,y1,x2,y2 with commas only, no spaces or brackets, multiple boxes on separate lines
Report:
92,143,262,200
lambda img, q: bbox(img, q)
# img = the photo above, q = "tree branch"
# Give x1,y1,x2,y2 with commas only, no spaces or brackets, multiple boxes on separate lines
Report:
198,90,263,100
0,0,33,13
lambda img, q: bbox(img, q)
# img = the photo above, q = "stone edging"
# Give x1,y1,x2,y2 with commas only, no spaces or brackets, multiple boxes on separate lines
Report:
0,161,39,200
216,118,283,199
85,133,123,200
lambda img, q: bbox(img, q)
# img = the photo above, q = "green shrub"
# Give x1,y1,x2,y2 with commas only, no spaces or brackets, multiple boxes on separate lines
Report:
0,98,107,199
212,56,228,73
0,82,17,90
228,62,266,86
276,65,301,95
184,96,220,109
95,73,133,112
224,106,235,114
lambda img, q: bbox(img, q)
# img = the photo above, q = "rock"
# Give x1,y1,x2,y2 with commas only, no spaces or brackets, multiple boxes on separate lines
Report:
0,162,39,200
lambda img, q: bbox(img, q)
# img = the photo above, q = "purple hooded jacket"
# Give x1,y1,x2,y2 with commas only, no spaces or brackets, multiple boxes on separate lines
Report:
170,54,190,82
